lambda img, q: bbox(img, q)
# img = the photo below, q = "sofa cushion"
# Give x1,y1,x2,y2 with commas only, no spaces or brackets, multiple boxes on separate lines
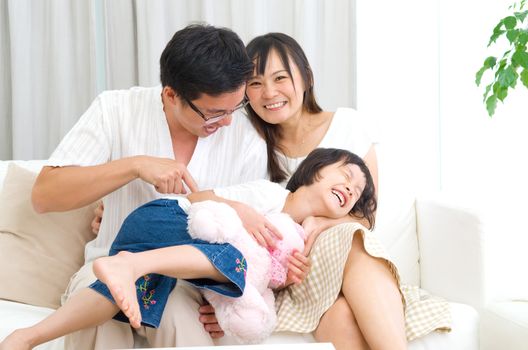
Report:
481,301,528,350
373,143,420,286
0,163,97,309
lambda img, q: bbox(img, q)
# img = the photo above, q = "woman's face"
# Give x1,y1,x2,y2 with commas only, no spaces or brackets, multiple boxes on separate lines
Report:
246,50,306,125
306,162,366,219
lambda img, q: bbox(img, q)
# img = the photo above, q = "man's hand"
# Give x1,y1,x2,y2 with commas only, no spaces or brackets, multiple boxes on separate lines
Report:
198,303,224,338
91,202,104,235
230,201,283,248
136,157,199,194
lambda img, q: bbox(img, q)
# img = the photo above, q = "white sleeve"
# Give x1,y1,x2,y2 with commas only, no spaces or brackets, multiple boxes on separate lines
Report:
321,108,378,158
213,180,289,214
46,95,112,167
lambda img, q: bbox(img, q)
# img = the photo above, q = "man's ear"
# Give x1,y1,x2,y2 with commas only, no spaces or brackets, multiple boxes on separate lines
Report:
162,86,178,103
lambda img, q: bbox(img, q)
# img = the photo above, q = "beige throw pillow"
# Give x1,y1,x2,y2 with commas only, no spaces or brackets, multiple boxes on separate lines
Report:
0,164,97,309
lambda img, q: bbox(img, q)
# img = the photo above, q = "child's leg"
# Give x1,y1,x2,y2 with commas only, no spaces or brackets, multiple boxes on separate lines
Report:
93,245,229,329
0,289,119,350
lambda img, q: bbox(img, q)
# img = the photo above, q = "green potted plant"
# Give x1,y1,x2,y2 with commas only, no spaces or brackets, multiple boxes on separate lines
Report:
476,0,528,116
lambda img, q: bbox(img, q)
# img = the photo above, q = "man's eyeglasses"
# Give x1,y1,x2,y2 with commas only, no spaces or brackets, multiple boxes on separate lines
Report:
184,97,249,125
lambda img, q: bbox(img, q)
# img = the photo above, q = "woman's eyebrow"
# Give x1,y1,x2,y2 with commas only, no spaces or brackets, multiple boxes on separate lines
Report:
249,69,288,80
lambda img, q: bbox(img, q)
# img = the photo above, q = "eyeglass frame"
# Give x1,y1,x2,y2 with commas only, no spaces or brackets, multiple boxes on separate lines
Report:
183,97,249,125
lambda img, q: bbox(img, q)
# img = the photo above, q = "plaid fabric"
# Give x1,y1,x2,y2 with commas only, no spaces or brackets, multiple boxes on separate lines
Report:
274,222,452,341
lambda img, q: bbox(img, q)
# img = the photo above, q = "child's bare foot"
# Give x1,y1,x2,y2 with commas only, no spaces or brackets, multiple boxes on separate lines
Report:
0,329,33,350
93,252,142,328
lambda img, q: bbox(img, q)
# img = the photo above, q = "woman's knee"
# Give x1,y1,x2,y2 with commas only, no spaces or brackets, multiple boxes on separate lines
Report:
315,295,368,349
346,234,387,274
317,296,357,333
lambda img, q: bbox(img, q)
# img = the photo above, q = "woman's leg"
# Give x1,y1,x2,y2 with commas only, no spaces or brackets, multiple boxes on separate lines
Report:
341,233,406,350
314,294,369,350
0,289,119,350
93,245,229,328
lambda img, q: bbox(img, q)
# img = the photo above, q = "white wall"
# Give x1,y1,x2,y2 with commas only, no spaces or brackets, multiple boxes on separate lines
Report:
356,0,440,195
439,0,528,301
358,0,527,206
439,0,528,198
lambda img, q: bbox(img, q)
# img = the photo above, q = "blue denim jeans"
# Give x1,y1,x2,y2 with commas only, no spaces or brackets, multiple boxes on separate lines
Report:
89,199,246,328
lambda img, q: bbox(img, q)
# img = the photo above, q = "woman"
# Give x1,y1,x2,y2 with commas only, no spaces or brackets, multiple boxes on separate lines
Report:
199,33,407,350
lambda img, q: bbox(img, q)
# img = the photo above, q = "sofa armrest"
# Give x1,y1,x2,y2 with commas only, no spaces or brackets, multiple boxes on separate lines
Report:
415,194,489,311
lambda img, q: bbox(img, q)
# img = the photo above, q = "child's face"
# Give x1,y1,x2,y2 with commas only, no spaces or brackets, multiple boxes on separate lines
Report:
306,162,367,219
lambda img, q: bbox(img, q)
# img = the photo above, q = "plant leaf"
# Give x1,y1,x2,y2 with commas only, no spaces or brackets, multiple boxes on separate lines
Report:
483,83,493,102
488,21,505,46
518,30,528,45
521,68,528,88
497,65,517,87
475,67,487,86
514,10,528,22
512,50,528,68
504,16,517,29
484,56,497,67
475,56,497,85
486,94,497,117
494,82,508,101
507,29,519,43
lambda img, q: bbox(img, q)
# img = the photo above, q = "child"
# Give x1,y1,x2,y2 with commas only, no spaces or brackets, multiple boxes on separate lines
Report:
0,148,376,350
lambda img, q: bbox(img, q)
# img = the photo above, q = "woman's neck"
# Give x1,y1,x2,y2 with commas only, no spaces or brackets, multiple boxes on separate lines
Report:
279,110,310,144
278,110,333,158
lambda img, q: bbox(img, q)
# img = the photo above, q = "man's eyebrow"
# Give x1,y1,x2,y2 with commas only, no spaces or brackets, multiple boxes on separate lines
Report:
205,98,246,113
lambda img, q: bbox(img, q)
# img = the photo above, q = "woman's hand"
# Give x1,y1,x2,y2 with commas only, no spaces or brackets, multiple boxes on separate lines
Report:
230,201,283,248
91,202,104,235
198,303,224,338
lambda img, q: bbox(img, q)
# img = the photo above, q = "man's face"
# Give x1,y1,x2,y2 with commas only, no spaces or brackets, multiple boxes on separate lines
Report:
164,85,246,138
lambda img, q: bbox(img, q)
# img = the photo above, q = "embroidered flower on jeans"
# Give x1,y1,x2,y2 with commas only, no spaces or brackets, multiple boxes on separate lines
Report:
235,257,247,277
137,274,157,310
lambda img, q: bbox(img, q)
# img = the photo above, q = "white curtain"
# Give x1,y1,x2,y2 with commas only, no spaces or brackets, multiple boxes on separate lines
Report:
103,0,356,109
1,0,97,160
0,0,357,160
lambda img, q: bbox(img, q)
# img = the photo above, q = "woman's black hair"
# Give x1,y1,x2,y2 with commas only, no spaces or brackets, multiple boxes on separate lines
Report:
286,148,377,229
160,24,253,100
245,33,322,183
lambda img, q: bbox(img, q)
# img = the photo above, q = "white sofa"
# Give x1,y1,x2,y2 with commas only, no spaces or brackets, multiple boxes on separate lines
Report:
0,157,484,350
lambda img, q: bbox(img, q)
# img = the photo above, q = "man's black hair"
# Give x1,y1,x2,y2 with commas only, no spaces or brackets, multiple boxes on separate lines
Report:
160,24,253,100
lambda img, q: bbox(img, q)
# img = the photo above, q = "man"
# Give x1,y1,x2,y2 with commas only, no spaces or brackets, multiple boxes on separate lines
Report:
32,24,267,349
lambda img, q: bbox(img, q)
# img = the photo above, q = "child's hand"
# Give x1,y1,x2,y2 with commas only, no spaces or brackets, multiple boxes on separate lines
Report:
230,201,283,248
284,250,311,286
